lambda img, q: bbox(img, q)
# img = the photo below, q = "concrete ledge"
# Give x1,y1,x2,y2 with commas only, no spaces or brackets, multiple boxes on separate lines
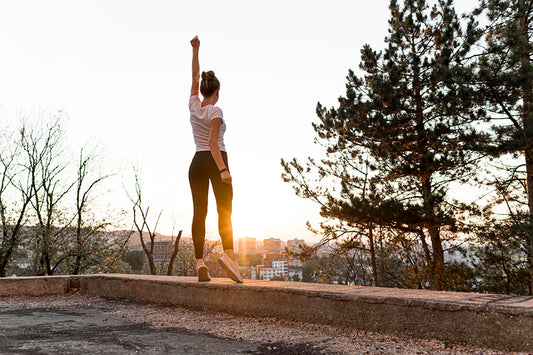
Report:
1,274,532,352
0,275,68,296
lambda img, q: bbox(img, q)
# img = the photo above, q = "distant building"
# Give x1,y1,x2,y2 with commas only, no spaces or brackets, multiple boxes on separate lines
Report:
272,260,288,274
263,238,282,255
257,260,288,280
145,240,175,264
286,238,306,267
287,239,306,251
315,244,333,258
237,237,258,256
263,253,286,264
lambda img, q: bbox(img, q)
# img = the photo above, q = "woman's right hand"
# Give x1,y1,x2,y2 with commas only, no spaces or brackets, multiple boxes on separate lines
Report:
190,36,200,48
221,170,232,185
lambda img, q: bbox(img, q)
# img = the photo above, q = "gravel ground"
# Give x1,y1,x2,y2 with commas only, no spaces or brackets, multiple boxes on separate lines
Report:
0,294,529,355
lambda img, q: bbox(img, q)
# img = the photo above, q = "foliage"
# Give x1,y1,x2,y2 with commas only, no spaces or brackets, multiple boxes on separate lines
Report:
123,250,145,272
472,213,532,295
282,0,483,291
470,0,533,292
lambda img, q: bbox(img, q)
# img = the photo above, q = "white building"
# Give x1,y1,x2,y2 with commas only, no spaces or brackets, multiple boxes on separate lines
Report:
257,260,288,280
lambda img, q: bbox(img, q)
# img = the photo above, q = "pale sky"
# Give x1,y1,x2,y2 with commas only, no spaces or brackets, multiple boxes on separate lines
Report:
0,0,477,243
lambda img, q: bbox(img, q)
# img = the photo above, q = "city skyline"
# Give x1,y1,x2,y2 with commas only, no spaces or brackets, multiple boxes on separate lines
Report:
130,231,308,248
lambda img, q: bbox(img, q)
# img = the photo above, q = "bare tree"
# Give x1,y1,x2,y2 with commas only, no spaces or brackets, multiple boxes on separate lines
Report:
127,167,194,276
0,128,34,277
70,147,114,274
127,166,161,275
20,116,74,275
166,228,182,276
1,113,135,277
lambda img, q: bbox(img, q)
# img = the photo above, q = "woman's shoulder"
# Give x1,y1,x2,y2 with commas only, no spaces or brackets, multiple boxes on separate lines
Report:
209,105,223,119
189,95,201,110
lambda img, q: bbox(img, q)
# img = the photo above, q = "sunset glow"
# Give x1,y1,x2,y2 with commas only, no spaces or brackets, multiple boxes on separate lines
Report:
0,0,477,243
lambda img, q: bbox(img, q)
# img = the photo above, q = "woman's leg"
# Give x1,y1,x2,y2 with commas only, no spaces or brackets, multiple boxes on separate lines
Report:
210,153,234,254
189,153,210,260
210,156,242,283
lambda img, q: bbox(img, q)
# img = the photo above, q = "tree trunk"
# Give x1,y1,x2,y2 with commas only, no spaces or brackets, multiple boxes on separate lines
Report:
72,255,81,275
167,230,182,276
45,252,52,275
145,247,156,275
368,222,379,287
0,212,27,277
72,213,84,275
519,8,533,295
412,41,445,290
417,230,432,268
525,149,533,294
137,229,156,275
0,234,17,277
43,225,53,275
422,176,445,291
429,226,445,291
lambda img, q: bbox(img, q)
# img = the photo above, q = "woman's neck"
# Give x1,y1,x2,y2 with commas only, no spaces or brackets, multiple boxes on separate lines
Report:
201,96,217,107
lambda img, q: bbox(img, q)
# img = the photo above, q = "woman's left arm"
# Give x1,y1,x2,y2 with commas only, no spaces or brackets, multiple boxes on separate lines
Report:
209,118,232,184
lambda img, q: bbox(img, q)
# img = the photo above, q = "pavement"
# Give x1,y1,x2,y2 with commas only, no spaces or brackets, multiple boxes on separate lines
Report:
2,275,532,354
0,298,325,355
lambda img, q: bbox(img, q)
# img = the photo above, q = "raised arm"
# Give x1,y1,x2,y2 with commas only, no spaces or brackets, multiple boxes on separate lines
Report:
190,36,200,97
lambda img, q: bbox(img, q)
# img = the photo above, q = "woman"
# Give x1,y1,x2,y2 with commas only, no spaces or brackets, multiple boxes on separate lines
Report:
188,36,243,283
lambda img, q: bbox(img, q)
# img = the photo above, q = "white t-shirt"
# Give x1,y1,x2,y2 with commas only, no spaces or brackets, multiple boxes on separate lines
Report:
189,95,226,152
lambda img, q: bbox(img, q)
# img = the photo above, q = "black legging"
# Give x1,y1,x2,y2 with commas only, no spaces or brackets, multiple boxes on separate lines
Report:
189,151,233,259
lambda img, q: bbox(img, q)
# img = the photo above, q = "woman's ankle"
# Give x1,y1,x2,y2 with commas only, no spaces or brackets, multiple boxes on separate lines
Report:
223,249,235,261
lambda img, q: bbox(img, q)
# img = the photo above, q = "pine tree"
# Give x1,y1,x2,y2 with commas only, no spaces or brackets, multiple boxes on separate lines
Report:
473,0,533,293
283,0,482,290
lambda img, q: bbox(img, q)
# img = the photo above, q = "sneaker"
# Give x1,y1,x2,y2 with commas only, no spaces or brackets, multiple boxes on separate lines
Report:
196,264,211,282
218,254,243,283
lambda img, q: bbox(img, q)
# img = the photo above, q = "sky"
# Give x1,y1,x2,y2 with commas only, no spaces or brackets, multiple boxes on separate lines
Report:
0,0,477,243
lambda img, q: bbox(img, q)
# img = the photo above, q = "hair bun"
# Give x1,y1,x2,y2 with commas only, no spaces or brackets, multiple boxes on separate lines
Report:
201,71,215,81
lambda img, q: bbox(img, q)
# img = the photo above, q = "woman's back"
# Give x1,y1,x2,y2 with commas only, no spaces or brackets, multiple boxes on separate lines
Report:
189,95,226,152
